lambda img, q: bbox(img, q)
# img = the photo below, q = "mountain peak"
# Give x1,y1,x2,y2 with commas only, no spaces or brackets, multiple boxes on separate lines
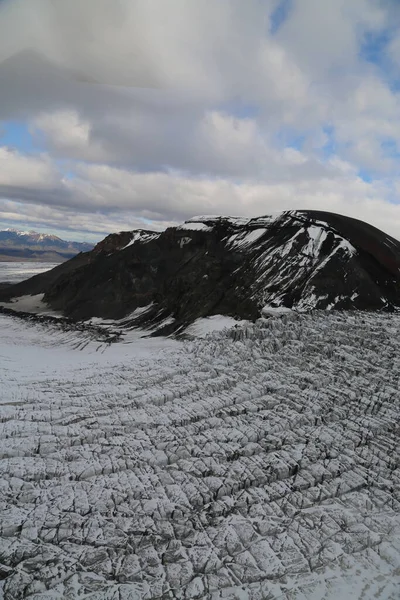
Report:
1,210,400,332
0,229,93,262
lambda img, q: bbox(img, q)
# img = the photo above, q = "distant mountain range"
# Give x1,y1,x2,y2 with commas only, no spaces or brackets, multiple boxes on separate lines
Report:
2,211,400,334
0,229,93,262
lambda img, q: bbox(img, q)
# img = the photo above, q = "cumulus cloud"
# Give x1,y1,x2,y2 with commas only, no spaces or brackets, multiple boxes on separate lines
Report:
30,110,108,162
0,0,400,240
0,198,175,241
1,146,400,241
0,147,60,188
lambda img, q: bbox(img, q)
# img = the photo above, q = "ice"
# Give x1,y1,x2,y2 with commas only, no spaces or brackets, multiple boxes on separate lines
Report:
184,315,248,337
261,306,293,316
0,293,62,317
0,262,58,284
0,311,400,598
176,222,212,232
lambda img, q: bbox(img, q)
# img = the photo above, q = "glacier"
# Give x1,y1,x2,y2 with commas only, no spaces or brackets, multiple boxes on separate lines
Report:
0,262,58,285
0,310,399,599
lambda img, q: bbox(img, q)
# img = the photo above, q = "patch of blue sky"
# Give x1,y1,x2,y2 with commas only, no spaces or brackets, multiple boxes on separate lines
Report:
357,139,399,183
360,27,400,91
357,169,373,183
273,127,306,151
61,171,76,180
360,29,392,67
270,0,293,35
381,137,399,157
0,121,36,153
320,126,337,160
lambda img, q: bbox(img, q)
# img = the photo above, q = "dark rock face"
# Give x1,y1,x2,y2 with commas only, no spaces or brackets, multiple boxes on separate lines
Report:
2,210,400,334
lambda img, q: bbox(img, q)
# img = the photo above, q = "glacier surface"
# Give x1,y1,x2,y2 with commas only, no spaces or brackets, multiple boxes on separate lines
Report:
0,262,58,285
0,311,399,599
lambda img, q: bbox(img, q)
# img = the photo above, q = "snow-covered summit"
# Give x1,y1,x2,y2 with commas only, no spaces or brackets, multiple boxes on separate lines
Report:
3,228,63,242
0,228,93,260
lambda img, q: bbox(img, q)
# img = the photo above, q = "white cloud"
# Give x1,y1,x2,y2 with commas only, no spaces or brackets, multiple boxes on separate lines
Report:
30,109,107,161
0,198,174,242
1,147,400,241
330,75,400,174
0,0,400,241
0,147,59,188
277,0,385,76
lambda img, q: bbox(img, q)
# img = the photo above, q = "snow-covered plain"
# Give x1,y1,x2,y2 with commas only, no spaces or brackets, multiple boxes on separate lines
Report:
0,262,58,284
0,311,400,599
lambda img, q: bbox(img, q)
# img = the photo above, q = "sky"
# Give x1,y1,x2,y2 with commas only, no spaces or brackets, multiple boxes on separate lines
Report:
1,1,400,242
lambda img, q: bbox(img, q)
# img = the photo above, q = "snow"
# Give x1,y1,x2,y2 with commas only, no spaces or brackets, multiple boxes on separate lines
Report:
187,215,251,227
338,238,356,255
0,293,62,316
87,304,154,327
187,214,223,220
179,236,192,248
247,214,278,227
261,306,293,316
185,214,280,232
86,305,179,342
307,225,323,242
0,311,400,598
247,217,360,311
293,215,355,258
305,225,328,256
121,231,160,250
4,228,32,236
227,229,266,249
184,315,248,337
177,222,212,232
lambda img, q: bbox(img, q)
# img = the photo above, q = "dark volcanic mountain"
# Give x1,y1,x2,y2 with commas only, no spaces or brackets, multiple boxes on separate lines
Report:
0,229,93,262
1,210,400,334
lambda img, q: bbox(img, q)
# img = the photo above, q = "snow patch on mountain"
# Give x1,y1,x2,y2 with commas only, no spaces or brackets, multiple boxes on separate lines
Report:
227,228,267,249
121,230,160,250
187,215,252,227
0,293,62,316
5,228,33,236
176,222,212,232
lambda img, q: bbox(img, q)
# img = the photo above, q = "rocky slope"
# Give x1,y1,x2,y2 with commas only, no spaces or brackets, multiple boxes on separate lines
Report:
0,229,93,262
1,210,400,333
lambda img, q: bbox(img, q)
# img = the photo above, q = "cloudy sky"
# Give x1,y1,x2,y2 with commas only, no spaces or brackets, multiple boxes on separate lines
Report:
1,0,400,242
